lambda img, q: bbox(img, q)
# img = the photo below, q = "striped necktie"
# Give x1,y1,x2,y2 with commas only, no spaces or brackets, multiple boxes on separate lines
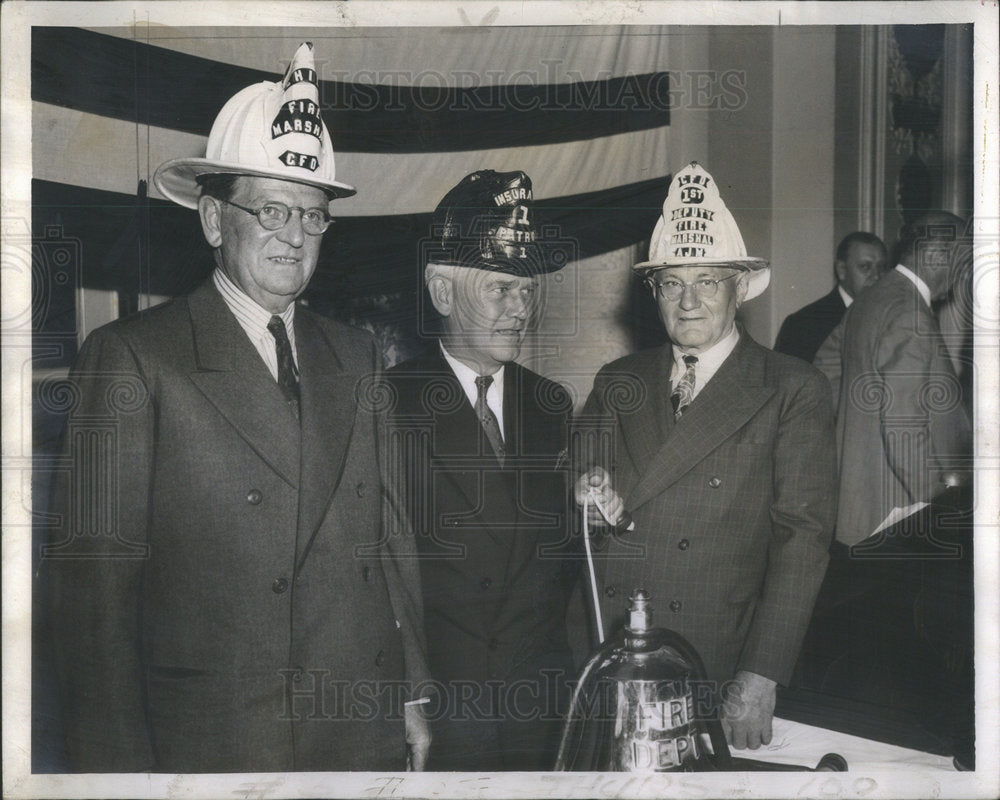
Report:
267,315,300,410
670,355,698,420
475,374,505,466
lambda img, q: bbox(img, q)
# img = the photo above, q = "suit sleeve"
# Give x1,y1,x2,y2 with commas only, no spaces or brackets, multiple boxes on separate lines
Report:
738,368,837,685
812,318,844,417
572,365,623,478
877,311,972,503
374,358,432,696
45,327,156,771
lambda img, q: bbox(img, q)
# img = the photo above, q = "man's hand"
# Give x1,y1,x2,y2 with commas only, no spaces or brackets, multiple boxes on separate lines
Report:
721,670,776,750
404,702,431,771
574,467,625,528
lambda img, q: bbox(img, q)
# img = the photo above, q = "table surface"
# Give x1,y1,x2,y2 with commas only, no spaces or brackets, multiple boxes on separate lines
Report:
727,716,957,771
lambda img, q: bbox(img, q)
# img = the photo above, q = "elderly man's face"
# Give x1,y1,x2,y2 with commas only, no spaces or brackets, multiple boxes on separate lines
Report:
434,266,540,373
836,241,887,298
652,266,746,354
211,176,327,313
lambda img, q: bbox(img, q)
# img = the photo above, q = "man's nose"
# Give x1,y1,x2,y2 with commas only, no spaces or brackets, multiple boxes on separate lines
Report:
506,292,529,319
276,212,306,247
678,283,701,310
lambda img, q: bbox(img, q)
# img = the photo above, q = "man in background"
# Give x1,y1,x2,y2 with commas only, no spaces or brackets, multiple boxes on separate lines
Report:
804,213,974,765
774,231,887,363
386,170,579,770
818,211,972,550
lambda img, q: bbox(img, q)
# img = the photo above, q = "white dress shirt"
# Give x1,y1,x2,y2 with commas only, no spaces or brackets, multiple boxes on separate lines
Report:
439,342,506,440
671,323,740,401
213,268,297,382
838,284,854,308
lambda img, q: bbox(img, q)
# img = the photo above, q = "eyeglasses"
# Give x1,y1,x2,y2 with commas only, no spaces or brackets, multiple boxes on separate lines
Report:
224,200,332,235
646,272,741,301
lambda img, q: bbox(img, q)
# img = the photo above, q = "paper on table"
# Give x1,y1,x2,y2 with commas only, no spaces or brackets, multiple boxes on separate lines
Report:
727,717,955,771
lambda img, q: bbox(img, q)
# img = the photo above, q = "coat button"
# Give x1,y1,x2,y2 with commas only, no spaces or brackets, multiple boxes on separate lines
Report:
709,477,722,488
605,585,617,598
272,578,289,594
488,638,500,651
669,600,682,612
246,489,262,505
480,577,492,590
356,482,366,497
678,539,690,550
375,649,385,667
362,565,372,582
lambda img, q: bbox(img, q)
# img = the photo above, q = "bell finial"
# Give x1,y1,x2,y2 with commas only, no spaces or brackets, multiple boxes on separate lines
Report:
628,589,653,632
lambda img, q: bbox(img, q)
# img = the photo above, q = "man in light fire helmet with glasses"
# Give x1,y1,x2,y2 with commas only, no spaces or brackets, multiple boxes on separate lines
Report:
575,162,836,750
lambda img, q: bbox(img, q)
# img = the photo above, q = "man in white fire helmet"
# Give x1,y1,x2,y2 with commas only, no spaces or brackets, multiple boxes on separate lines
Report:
46,43,431,772
575,162,837,750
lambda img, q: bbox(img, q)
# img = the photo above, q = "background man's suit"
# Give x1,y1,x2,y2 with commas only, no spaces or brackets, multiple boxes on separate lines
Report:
823,268,972,546
773,289,847,363
386,350,579,770
578,332,836,687
47,279,429,772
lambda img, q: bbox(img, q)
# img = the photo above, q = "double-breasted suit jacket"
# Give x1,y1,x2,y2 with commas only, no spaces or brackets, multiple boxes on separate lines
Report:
578,332,836,688
385,350,579,770
46,278,429,773
818,269,972,546
774,289,847,364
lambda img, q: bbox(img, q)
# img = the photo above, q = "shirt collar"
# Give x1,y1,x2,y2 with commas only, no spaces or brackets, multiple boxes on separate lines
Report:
672,323,740,381
439,341,505,390
894,264,932,307
838,284,854,308
213,267,296,333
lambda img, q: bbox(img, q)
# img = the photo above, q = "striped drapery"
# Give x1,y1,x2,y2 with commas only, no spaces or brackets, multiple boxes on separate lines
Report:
32,26,675,384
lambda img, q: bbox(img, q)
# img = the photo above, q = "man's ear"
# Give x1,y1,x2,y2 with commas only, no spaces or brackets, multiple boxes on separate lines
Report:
834,259,847,286
735,272,750,305
198,195,224,248
425,270,453,317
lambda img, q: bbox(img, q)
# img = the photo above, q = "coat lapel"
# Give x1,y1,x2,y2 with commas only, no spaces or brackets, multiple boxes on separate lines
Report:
423,355,511,546
496,363,535,584
618,346,674,480
626,335,775,512
186,281,300,487
294,311,357,565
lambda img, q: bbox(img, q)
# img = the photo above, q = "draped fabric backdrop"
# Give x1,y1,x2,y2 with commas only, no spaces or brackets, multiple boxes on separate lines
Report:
31,25,690,407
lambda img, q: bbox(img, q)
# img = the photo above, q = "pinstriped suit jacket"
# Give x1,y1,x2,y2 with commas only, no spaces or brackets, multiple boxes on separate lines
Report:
578,332,836,686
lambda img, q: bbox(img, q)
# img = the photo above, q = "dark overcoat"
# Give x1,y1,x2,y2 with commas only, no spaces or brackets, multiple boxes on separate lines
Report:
46,279,429,772
385,351,579,770
774,288,847,364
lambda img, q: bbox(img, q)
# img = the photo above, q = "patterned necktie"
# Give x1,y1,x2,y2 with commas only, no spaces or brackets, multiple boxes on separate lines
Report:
267,315,300,408
670,355,698,420
475,374,505,466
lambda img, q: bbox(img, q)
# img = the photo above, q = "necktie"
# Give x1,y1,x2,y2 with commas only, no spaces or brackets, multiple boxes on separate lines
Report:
267,315,300,408
475,374,505,466
670,355,698,420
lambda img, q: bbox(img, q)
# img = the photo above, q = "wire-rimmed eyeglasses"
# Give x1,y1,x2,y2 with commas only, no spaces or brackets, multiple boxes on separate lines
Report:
645,272,741,301
224,200,332,235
